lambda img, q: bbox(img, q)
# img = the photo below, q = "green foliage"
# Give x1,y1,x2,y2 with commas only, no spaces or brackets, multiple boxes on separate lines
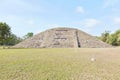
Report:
100,31,110,42
0,22,11,45
0,22,23,46
99,29,120,46
115,30,120,45
107,34,118,46
5,34,23,45
23,32,33,39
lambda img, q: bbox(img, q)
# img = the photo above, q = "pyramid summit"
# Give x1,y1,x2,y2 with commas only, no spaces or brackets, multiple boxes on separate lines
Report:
14,27,112,48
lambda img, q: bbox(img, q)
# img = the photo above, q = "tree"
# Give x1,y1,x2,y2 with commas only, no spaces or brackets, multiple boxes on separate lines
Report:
23,32,33,39
107,34,118,46
115,30,120,45
0,22,11,45
99,29,120,46
100,31,110,42
5,34,23,45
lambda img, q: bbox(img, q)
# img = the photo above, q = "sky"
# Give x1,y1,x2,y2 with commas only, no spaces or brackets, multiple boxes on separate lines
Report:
0,0,120,37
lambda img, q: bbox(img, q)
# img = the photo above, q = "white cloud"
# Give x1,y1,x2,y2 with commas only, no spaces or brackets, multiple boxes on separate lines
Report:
0,0,42,15
103,0,119,8
26,20,35,26
78,19,101,28
46,24,60,28
113,17,120,25
76,6,84,14
74,18,101,32
0,15,23,26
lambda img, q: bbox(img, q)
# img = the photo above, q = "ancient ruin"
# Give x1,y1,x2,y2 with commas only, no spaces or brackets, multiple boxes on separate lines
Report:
14,27,112,48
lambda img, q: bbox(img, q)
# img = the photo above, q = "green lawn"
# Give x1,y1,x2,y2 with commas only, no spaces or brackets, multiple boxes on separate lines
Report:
0,48,120,80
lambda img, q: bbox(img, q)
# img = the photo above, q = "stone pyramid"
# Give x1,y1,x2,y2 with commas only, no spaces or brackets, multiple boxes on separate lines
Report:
14,27,112,48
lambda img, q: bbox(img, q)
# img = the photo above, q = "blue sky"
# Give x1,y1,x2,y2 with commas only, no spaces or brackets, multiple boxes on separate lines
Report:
0,0,120,37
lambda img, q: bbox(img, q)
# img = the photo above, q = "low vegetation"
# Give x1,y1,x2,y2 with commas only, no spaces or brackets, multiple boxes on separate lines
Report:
99,30,120,46
0,48,120,80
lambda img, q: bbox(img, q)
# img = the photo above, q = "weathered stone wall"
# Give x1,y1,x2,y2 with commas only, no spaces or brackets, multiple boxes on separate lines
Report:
77,30,111,48
39,28,78,48
14,27,112,48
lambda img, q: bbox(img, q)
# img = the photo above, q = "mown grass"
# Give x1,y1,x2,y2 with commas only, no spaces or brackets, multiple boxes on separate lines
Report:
0,48,120,80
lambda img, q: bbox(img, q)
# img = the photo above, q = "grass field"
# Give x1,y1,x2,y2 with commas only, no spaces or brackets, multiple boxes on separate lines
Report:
0,48,120,80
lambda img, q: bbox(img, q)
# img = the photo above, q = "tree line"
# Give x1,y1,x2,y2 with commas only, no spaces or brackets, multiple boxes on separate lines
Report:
98,30,120,46
0,22,33,46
